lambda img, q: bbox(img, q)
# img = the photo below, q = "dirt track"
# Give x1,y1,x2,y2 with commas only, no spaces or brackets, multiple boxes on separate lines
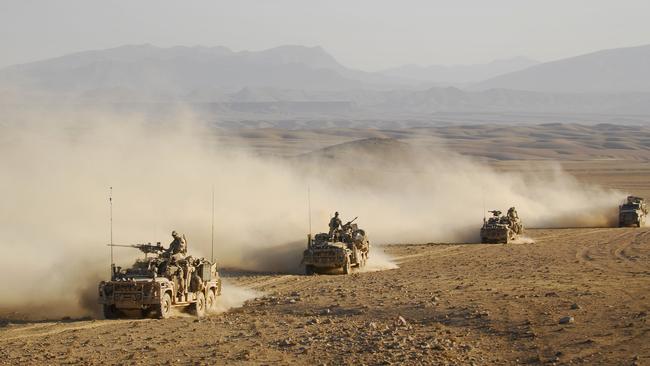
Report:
1,228,648,365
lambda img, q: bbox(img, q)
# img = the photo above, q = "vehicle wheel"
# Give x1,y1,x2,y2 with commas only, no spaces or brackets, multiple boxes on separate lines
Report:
205,290,216,313
342,259,351,275
190,292,206,317
305,265,315,275
481,237,487,244
155,293,172,319
102,304,119,319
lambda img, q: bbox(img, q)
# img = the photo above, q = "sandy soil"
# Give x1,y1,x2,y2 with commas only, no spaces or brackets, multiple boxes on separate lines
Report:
1,123,648,365
1,227,648,365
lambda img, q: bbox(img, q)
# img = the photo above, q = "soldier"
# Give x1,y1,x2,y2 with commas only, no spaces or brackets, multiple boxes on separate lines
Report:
507,207,522,234
163,259,185,299
164,231,187,299
328,212,342,237
166,230,187,260
507,207,519,221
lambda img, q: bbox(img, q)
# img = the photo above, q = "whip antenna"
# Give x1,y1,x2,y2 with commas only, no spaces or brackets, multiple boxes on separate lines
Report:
109,187,114,277
482,185,486,223
211,185,215,263
308,184,312,236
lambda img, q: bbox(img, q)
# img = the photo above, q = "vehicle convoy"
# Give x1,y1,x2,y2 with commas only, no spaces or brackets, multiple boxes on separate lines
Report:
98,242,221,319
303,217,370,275
480,208,524,244
619,196,647,227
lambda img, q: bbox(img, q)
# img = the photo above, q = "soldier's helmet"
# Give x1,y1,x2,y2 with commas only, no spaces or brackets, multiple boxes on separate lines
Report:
171,230,178,237
334,212,339,216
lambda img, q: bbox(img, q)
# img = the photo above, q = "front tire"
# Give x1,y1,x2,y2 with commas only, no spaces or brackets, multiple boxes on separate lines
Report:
206,290,216,313
342,258,351,275
305,265,315,275
102,304,119,319
190,292,206,317
155,293,172,319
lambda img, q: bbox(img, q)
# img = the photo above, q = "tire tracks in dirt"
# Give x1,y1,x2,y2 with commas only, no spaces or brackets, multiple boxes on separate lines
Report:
576,229,650,275
0,318,145,342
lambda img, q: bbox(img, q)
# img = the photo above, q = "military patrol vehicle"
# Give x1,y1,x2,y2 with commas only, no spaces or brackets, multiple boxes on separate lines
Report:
303,217,370,275
98,242,221,319
480,209,524,244
619,196,647,227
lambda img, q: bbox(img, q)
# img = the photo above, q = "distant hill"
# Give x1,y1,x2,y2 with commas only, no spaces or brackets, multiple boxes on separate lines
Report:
380,57,538,84
0,44,406,98
475,44,650,93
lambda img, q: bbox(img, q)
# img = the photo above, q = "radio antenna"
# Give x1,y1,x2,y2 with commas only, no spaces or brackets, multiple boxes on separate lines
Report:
109,187,114,277
211,185,215,263
308,184,312,236
482,185,486,223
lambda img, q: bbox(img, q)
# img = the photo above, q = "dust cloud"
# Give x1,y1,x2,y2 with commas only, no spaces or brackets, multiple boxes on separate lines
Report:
360,248,399,272
211,280,261,314
510,236,537,245
0,105,623,318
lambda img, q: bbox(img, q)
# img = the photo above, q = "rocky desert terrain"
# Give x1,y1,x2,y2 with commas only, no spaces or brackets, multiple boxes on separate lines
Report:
1,122,648,365
1,226,649,365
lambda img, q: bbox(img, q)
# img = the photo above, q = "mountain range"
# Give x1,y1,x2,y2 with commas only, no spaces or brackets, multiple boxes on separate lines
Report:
475,44,650,93
1,43,650,117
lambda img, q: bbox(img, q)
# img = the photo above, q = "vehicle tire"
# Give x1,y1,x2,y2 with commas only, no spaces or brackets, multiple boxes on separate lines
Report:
190,292,206,318
481,237,488,244
155,293,172,319
305,265,315,275
342,259,351,275
102,304,119,319
205,290,216,313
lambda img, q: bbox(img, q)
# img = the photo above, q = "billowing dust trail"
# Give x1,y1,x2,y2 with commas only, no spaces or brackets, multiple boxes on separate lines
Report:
0,106,624,318
359,247,399,272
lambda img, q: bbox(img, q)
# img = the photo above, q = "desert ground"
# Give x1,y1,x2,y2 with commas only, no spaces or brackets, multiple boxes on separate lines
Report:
1,123,649,365
1,227,648,365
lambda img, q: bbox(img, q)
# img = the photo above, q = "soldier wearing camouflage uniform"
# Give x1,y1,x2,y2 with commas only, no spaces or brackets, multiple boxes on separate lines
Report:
328,212,342,238
167,231,187,259
507,207,522,234
164,231,187,299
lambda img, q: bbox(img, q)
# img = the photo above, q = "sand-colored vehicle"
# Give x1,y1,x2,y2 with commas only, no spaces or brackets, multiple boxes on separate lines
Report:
481,210,523,244
98,243,221,319
303,221,370,275
619,196,647,227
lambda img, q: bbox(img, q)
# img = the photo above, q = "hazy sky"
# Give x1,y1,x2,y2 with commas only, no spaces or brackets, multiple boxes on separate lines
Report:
1,0,649,71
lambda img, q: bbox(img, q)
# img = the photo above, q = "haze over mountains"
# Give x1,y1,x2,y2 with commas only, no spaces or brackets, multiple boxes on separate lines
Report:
476,44,650,93
1,43,650,119
381,57,539,85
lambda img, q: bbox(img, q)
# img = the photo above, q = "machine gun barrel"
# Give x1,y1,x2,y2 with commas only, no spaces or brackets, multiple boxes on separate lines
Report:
106,242,164,254
346,216,359,225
